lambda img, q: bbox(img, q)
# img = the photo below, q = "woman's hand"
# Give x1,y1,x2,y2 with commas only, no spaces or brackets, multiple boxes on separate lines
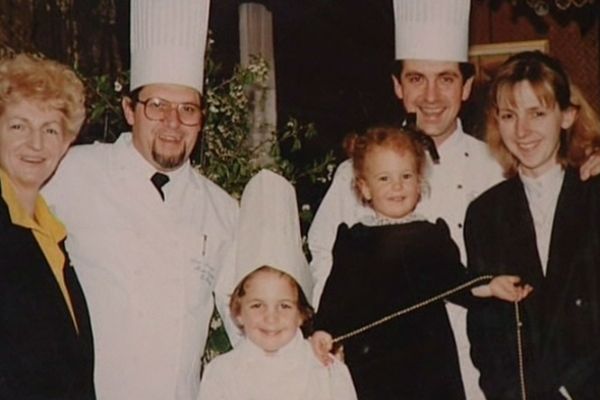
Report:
472,275,533,302
580,147,600,181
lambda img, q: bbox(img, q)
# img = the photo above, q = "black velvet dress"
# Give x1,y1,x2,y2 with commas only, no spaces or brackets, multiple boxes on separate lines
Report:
315,219,470,400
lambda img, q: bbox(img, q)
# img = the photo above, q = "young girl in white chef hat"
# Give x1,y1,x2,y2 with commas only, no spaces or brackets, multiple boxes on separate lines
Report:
198,170,357,400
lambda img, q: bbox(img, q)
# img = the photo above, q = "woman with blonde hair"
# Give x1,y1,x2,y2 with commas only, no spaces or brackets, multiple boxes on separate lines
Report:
0,54,95,399
465,51,600,399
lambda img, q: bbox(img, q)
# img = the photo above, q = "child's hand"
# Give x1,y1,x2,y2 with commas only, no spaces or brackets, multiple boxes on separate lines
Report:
309,330,334,366
471,275,533,302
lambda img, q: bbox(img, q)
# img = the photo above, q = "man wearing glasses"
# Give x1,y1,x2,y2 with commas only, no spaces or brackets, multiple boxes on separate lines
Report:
43,1,239,399
124,86,204,171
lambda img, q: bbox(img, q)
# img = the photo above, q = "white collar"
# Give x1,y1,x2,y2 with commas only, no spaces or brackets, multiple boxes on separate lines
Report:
360,212,427,226
519,163,564,199
239,329,306,363
115,132,192,187
436,119,465,155
231,330,313,400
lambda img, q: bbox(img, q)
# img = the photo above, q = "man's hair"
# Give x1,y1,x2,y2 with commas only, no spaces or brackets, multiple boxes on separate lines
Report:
0,53,86,138
391,59,476,82
127,87,143,101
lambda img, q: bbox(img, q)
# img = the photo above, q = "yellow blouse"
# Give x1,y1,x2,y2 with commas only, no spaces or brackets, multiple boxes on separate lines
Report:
0,169,77,331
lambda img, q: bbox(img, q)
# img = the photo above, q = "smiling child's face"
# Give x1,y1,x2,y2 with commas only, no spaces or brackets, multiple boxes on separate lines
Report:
235,269,304,354
358,145,421,219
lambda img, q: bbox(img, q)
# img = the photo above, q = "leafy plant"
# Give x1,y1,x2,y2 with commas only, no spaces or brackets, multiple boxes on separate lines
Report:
82,70,129,143
199,55,335,200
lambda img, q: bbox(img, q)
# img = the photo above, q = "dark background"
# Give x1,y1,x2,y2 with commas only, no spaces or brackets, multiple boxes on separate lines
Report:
209,0,402,162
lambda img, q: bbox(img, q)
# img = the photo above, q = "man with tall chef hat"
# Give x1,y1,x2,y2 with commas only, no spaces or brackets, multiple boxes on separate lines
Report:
43,1,239,399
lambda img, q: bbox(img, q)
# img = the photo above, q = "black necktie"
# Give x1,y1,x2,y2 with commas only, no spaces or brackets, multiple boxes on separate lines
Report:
151,172,169,201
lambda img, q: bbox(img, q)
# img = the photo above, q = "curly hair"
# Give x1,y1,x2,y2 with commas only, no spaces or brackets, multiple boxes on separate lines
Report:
344,125,428,203
0,53,86,138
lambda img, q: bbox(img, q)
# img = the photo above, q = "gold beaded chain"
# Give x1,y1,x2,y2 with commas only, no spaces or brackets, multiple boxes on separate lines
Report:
331,274,528,400
332,275,494,343
515,301,527,400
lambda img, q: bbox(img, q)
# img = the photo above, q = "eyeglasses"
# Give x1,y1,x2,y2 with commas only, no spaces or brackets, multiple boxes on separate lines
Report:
133,97,202,126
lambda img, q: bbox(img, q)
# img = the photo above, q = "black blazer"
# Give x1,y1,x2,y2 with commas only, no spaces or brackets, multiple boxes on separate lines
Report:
0,186,95,400
465,168,600,400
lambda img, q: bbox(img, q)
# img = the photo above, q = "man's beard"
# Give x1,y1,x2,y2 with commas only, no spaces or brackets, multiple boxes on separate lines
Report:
152,142,187,170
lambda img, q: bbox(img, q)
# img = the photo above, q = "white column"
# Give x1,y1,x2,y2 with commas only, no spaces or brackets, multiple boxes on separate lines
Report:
239,2,277,164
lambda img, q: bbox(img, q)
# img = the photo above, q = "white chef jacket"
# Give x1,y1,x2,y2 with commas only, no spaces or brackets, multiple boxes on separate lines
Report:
43,133,239,400
307,121,503,400
198,330,357,400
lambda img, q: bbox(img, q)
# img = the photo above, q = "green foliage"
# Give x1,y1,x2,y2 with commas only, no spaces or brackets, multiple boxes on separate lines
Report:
83,70,129,143
198,55,335,200
196,55,268,198
201,307,233,369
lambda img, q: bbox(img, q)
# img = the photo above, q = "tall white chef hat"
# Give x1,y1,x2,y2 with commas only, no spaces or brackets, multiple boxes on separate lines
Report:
393,0,471,62
130,0,210,93
235,169,313,302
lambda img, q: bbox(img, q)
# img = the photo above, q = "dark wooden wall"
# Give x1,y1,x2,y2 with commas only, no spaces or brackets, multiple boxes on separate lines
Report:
470,0,600,111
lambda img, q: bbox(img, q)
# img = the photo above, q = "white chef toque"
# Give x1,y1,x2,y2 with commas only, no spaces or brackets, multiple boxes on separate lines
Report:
130,0,210,93
393,0,471,62
235,169,313,303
